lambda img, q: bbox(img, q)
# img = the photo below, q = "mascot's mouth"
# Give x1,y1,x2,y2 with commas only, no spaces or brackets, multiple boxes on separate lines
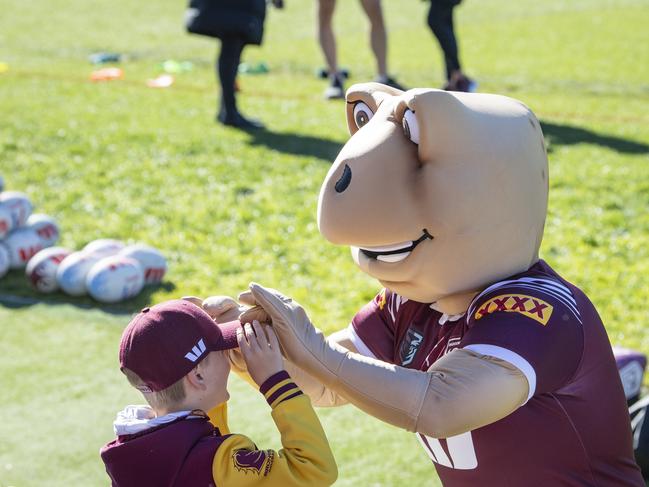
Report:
359,229,433,263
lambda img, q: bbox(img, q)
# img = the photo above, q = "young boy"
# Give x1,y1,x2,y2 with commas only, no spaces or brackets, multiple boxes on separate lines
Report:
100,299,337,486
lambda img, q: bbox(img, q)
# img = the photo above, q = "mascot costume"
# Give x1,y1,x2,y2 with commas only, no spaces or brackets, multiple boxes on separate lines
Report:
196,84,643,485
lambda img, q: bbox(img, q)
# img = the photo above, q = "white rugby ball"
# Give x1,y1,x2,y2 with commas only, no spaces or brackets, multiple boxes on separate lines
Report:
0,204,13,240
26,213,60,247
4,227,45,269
0,191,32,227
56,251,102,296
86,256,144,303
119,244,167,285
26,246,73,293
83,238,125,257
0,243,10,278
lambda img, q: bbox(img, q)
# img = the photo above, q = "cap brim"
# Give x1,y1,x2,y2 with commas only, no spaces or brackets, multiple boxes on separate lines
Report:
214,320,241,351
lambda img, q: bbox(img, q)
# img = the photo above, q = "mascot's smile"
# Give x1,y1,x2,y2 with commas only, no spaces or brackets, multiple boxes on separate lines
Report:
358,229,433,263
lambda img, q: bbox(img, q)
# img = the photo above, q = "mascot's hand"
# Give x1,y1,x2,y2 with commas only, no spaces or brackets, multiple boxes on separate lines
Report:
243,283,340,386
182,295,253,377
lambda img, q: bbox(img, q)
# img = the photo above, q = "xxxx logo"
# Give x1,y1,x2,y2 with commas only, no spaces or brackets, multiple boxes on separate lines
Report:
475,294,553,325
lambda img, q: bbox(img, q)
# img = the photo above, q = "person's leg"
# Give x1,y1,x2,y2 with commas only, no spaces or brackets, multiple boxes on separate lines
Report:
217,36,244,118
317,0,345,99
359,0,387,78
427,0,460,81
428,1,475,92
317,0,338,76
360,0,405,90
217,36,263,128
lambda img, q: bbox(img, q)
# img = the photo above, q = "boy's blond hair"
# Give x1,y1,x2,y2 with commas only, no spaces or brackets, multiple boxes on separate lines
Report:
122,367,186,411
122,353,213,411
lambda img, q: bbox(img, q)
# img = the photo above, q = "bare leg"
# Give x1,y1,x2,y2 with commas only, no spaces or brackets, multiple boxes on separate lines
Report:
360,0,387,78
318,0,346,99
317,0,338,76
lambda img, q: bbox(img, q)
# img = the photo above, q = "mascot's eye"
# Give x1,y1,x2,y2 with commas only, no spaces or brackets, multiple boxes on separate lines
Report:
353,102,374,129
402,109,420,145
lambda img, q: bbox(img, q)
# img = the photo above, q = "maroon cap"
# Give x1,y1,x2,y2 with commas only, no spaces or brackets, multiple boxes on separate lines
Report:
119,299,240,392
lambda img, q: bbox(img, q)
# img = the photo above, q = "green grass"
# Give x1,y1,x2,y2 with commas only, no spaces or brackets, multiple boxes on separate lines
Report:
1,0,648,485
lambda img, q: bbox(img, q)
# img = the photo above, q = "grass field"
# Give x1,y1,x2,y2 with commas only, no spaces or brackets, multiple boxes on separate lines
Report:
1,0,648,485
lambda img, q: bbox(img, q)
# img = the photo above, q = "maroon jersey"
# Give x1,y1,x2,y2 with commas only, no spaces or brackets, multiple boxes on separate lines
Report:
350,260,643,486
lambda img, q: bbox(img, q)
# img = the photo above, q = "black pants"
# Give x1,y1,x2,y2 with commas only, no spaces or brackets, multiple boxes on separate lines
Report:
217,35,246,117
427,0,462,80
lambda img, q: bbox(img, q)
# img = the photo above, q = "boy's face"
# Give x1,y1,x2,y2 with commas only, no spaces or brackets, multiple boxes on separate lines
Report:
200,350,231,406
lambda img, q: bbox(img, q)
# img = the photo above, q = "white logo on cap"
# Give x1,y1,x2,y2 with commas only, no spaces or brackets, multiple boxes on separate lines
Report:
185,339,207,362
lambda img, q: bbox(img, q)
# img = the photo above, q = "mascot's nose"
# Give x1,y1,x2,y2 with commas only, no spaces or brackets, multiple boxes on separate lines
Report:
334,164,352,193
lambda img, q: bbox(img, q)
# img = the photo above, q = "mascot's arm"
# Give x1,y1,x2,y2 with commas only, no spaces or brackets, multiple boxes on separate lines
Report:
188,295,351,407
283,329,352,407
246,283,529,439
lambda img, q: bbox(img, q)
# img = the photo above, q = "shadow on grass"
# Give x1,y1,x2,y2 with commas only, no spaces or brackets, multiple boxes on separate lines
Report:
0,271,176,316
541,121,649,155
244,128,342,162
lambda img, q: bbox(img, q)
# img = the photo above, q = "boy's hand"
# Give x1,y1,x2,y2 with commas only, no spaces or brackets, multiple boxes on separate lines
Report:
237,320,284,386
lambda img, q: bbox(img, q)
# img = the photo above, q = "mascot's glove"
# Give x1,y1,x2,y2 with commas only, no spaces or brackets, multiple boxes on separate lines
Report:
182,294,349,407
244,283,530,439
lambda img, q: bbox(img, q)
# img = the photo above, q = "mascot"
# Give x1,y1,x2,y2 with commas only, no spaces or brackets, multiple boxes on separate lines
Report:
200,84,643,485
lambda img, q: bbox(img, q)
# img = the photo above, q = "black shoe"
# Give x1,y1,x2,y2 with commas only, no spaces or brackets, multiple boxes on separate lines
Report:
443,76,477,93
324,75,345,100
217,111,265,130
317,67,350,79
375,76,406,91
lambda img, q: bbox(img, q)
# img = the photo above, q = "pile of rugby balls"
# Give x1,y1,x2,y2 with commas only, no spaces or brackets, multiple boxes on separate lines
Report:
0,175,168,304
26,239,167,304
0,180,61,279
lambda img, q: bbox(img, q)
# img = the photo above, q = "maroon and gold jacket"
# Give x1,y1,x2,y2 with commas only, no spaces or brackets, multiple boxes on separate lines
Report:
100,371,337,487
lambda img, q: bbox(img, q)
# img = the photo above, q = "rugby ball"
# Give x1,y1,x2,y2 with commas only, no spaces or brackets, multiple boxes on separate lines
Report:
83,238,125,257
26,213,60,247
86,256,144,303
0,243,10,278
0,191,32,227
119,244,167,285
56,251,102,296
4,227,45,269
26,246,73,293
0,204,12,240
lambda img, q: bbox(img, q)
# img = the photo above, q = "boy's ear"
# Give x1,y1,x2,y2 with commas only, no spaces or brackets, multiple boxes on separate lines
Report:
185,367,207,391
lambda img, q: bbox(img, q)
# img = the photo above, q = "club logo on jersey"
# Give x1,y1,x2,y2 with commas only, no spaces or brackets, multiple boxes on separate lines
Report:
233,449,274,476
400,328,424,366
474,294,553,325
377,289,387,310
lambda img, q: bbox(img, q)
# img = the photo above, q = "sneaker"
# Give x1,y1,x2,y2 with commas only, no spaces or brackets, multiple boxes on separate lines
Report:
324,75,345,100
375,75,406,91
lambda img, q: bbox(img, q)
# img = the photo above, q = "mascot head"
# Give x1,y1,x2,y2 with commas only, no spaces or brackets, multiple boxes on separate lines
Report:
317,83,548,314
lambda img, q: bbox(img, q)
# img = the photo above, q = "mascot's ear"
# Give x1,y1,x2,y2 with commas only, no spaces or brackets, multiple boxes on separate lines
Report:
345,82,403,136
401,89,466,163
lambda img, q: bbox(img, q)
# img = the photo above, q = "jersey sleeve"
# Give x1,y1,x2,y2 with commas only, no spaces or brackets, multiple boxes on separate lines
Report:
212,371,337,487
349,289,397,361
461,282,584,398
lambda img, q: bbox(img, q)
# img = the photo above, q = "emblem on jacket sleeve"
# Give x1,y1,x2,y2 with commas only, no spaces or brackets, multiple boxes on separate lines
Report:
233,449,274,476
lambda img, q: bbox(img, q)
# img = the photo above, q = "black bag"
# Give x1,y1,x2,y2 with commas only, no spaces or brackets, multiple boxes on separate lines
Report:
185,0,266,45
